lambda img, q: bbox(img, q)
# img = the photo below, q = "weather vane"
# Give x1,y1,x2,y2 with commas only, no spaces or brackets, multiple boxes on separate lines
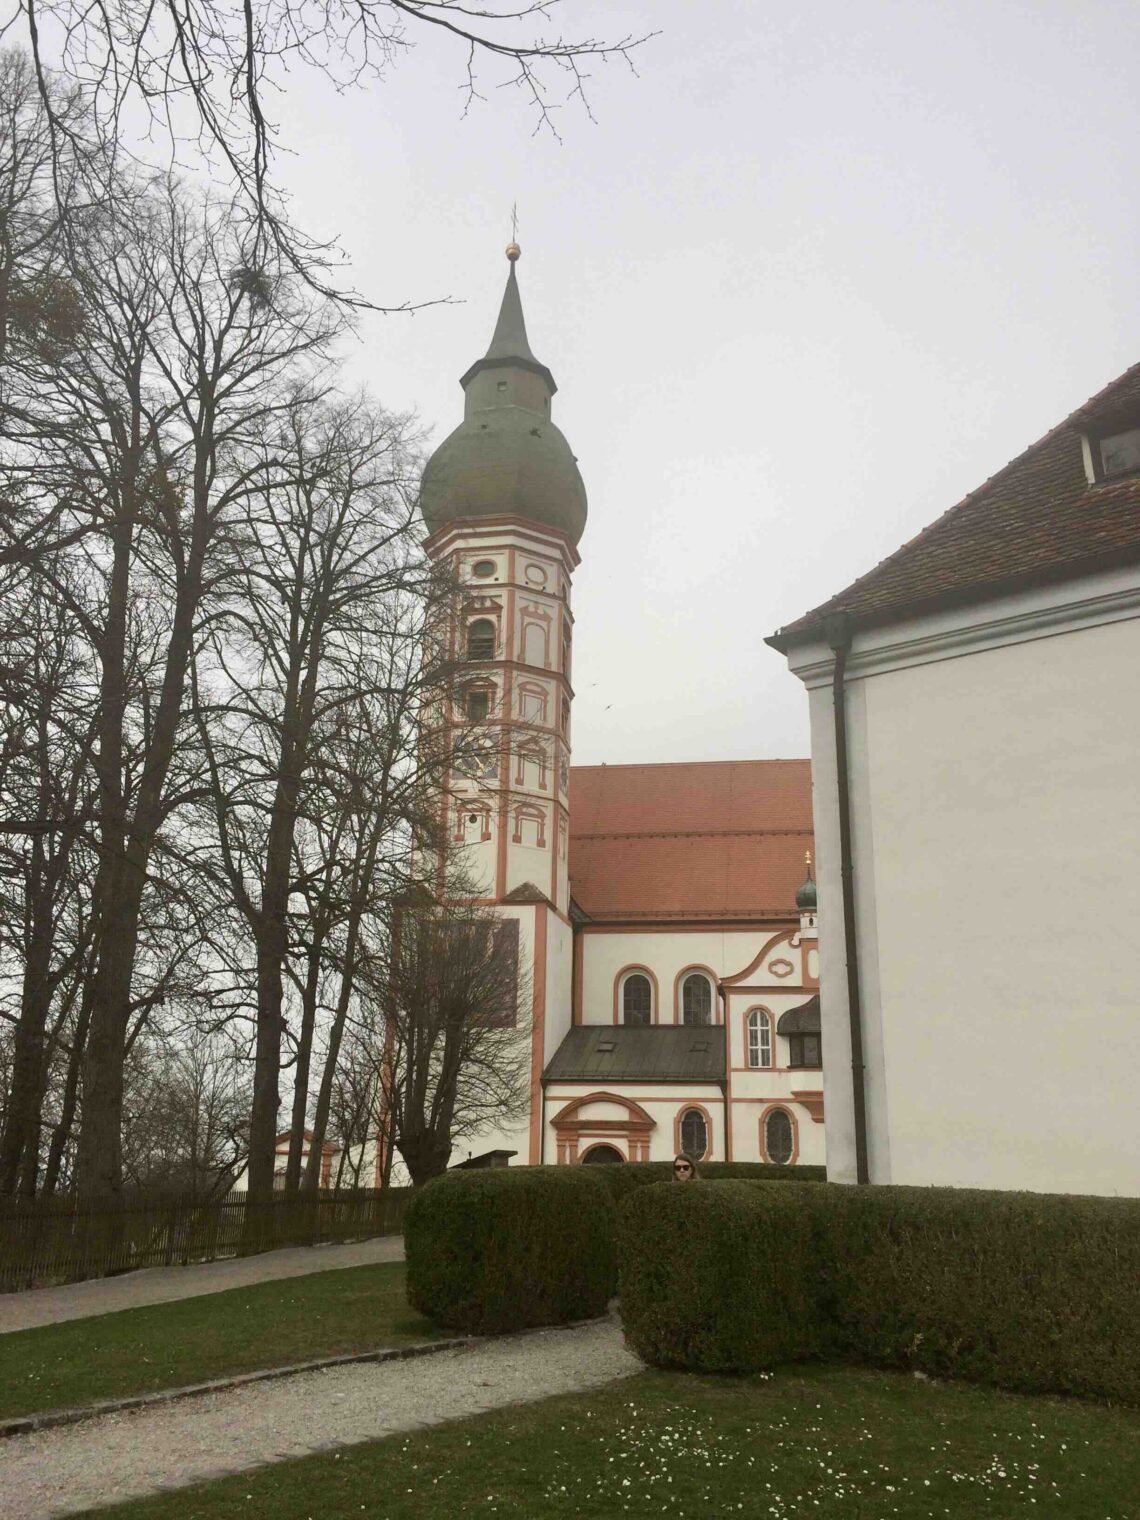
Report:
507,203,520,262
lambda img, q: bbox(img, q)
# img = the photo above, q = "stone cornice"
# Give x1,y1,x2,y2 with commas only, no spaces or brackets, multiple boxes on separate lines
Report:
786,563,1140,689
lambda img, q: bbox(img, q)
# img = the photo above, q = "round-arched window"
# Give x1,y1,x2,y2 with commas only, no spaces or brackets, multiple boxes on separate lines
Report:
622,973,652,1026
681,973,712,1026
747,1008,772,1069
467,619,495,660
680,1108,709,1161
765,1108,794,1166
581,1144,624,1164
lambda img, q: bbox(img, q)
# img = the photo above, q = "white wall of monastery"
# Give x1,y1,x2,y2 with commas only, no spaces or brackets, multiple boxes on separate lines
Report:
578,929,779,1024
792,565,1140,1196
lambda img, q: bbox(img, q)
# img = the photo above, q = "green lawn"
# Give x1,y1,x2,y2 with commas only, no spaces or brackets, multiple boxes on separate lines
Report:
0,1263,444,1420
82,1362,1140,1519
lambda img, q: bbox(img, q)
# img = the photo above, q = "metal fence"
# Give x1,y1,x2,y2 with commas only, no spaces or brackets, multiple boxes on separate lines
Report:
0,1187,411,1293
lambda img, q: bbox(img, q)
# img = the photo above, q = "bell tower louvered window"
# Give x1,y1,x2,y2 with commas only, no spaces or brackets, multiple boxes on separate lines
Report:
467,619,496,659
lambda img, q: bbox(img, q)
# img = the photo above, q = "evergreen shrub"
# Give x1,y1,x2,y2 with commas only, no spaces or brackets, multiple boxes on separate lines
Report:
590,1160,825,1208
404,1167,616,1334
618,1181,1140,1405
618,1180,826,1372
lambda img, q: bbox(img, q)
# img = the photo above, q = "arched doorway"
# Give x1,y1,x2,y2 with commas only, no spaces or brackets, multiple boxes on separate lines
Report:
581,1144,625,1164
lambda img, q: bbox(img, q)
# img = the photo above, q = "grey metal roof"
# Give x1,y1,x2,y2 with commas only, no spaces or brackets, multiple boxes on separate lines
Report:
777,994,821,1036
543,1025,726,1084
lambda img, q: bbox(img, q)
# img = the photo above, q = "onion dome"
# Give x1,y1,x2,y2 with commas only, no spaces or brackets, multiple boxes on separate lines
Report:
420,246,587,545
795,851,817,911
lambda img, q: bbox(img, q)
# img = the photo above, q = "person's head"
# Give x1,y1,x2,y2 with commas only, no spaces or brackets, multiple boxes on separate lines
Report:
672,1152,698,1182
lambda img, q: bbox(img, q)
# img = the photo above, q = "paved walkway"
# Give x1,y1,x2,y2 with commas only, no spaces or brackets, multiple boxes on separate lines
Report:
0,1317,641,1518
0,1236,405,1334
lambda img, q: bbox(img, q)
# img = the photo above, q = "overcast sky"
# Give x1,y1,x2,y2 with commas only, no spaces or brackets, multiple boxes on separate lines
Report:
276,0,1140,766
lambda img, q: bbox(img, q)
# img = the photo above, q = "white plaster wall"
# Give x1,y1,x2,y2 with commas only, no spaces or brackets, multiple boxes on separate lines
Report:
544,913,573,1066
793,578,1140,1196
579,930,783,1024
727,1099,826,1166
442,902,538,1169
543,1085,726,1163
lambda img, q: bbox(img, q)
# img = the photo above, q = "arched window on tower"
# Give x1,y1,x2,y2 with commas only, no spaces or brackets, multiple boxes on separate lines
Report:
467,619,496,660
622,973,652,1026
681,973,713,1026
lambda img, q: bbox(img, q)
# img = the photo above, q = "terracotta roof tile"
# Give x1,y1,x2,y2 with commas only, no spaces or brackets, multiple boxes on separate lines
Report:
772,360,1140,645
568,760,813,920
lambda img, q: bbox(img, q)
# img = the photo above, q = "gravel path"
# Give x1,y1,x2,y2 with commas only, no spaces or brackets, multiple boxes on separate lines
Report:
0,1317,641,1518
1,1237,405,1334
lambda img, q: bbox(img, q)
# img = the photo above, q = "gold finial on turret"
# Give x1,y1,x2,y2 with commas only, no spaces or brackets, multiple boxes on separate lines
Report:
805,850,813,875
506,242,521,262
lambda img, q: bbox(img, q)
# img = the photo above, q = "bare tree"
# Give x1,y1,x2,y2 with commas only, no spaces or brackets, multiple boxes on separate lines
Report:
0,573,98,1195
191,390,430,1207
120,1029,250,1197
381,897,530,1186
10,5,650,295
36,174,342,1201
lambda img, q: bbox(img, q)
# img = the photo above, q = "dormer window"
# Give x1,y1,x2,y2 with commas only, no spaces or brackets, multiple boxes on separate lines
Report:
1099,427,1140,480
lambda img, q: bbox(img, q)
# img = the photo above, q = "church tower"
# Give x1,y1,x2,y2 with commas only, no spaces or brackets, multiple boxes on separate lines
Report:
419,244,586,1163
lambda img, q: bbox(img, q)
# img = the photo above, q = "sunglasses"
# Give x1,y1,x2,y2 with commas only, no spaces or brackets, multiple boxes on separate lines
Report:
673,1162,692,1173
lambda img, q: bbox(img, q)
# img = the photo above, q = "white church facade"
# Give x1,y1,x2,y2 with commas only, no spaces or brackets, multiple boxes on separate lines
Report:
410,246,826,1173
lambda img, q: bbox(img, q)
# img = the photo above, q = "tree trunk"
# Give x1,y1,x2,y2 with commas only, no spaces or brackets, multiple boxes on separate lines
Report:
395,1130,453,1188
284,929,324,1193
0,911,54,1193
75,879,143,1198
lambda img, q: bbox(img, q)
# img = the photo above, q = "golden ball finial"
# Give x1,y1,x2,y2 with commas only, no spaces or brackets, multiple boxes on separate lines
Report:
506,241,521,263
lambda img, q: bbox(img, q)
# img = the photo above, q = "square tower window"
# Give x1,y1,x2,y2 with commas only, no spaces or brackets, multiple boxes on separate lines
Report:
465,688,490,722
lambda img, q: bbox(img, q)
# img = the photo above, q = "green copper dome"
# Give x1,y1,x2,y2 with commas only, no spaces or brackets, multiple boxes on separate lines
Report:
420,256,587,545
795,854,817,910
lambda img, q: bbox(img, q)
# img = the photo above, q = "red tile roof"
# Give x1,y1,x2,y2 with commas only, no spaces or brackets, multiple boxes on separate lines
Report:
568,760,813,921
771,360,1140,647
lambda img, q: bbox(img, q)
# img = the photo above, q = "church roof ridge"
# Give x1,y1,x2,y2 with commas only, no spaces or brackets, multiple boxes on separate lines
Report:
569,757,809,773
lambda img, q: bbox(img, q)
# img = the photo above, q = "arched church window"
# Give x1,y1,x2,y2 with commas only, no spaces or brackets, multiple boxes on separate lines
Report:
764,1108,795,1166
680,1108,709,1162
682,973,713,1026
622,973,652,1026
747,1008,772,1068
467,619,496,660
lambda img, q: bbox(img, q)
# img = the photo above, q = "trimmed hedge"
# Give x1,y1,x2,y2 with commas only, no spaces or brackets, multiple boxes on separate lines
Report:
589,1160,825,1208
618,1181,1140,1405
404,1167,616,1334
